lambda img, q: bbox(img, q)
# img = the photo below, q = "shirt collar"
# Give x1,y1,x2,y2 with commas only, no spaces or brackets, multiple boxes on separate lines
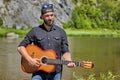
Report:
40,24,56,31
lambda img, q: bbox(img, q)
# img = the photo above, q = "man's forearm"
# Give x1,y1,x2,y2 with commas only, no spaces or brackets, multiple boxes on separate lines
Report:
17,46,31,61
63,52,72,61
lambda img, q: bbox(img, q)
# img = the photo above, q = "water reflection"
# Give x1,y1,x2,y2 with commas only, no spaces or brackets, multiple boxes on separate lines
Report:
0,38,31,80
68,37,120,79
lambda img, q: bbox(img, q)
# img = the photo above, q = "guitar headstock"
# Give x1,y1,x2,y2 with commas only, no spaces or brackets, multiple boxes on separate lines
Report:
80,61,94,68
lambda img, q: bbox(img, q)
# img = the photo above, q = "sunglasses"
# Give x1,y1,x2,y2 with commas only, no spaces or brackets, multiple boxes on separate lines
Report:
42,4,53,10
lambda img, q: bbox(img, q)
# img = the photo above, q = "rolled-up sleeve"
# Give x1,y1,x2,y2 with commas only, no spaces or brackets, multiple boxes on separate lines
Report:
61,30,69,54
18,28,35,47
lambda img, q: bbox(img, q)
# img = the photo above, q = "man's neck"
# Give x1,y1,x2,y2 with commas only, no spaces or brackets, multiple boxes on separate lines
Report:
44,23,52,31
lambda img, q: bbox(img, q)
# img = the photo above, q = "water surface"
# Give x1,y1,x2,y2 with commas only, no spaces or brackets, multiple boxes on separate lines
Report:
0,37,120,80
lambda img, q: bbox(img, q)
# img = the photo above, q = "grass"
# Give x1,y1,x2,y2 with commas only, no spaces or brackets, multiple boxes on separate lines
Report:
0,26,120,38
65,28,120,38
0,26,31,38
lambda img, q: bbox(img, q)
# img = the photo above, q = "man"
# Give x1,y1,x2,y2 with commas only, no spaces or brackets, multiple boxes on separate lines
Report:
17,4,75,80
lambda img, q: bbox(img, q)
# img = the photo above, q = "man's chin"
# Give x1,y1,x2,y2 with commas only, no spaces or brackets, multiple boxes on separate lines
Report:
46,22,53,26
44,20,54,26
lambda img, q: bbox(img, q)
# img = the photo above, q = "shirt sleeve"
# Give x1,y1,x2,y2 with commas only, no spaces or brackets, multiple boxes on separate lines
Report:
61,29,69,54
18,28,35,47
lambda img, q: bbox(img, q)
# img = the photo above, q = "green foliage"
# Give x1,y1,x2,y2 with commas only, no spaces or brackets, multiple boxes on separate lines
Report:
63,20,74,29
64,0,120,30
100,72,119,80
39,20,44,25
72,71,120,80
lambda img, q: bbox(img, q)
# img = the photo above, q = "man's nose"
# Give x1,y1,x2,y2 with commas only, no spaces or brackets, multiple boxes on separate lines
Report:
48,16,53,19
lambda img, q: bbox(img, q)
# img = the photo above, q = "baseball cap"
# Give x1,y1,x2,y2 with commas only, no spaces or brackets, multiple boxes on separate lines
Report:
41,4,54,15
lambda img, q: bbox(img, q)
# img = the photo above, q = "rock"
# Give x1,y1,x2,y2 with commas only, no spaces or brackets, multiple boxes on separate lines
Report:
6,32,19,39
0,0,74,29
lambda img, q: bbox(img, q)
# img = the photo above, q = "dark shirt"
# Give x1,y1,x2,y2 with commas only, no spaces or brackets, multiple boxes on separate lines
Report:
18,24,69,73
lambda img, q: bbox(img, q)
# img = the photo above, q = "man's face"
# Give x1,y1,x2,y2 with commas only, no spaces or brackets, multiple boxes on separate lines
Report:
41,12,54,26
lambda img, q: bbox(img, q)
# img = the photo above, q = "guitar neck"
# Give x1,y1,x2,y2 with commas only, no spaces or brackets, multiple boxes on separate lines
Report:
46,59,81,66
41,57,94,68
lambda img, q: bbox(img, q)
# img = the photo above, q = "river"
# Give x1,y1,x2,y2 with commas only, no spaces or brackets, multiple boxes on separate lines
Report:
0,37,120,80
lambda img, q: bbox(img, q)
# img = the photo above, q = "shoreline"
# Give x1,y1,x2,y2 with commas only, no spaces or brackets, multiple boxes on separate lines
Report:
0,27,120,38
65,29,120,38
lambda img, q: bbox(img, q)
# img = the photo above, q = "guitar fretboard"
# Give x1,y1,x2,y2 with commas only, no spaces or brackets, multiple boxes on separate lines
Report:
46,59,81,66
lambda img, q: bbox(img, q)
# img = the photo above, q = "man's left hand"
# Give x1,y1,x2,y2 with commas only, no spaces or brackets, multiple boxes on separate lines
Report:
67,62,76,68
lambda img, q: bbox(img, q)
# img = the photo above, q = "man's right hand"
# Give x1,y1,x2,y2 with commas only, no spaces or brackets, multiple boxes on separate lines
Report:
18,46,41,68
27,57,41,68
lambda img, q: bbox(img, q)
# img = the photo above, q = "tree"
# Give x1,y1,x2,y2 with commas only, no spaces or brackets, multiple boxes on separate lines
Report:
64,0,120,30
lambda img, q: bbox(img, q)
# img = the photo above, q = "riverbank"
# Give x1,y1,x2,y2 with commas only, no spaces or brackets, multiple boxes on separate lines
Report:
0,27,120,38
65,28,120,38
0,27,31,38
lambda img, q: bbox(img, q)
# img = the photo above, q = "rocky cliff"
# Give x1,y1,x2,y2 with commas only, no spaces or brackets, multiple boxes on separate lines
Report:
0,0,74,29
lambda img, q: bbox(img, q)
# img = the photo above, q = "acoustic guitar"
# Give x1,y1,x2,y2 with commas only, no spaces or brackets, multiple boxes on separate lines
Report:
21,45,94,73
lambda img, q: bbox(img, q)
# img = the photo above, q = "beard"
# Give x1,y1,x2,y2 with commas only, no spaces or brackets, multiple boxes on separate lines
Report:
44,19,54,26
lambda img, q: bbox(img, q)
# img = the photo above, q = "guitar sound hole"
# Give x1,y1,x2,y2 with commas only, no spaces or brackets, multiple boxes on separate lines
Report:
41,57,47,64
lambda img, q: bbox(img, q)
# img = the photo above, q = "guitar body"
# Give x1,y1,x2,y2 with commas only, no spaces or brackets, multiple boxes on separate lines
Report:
21,45,57,73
